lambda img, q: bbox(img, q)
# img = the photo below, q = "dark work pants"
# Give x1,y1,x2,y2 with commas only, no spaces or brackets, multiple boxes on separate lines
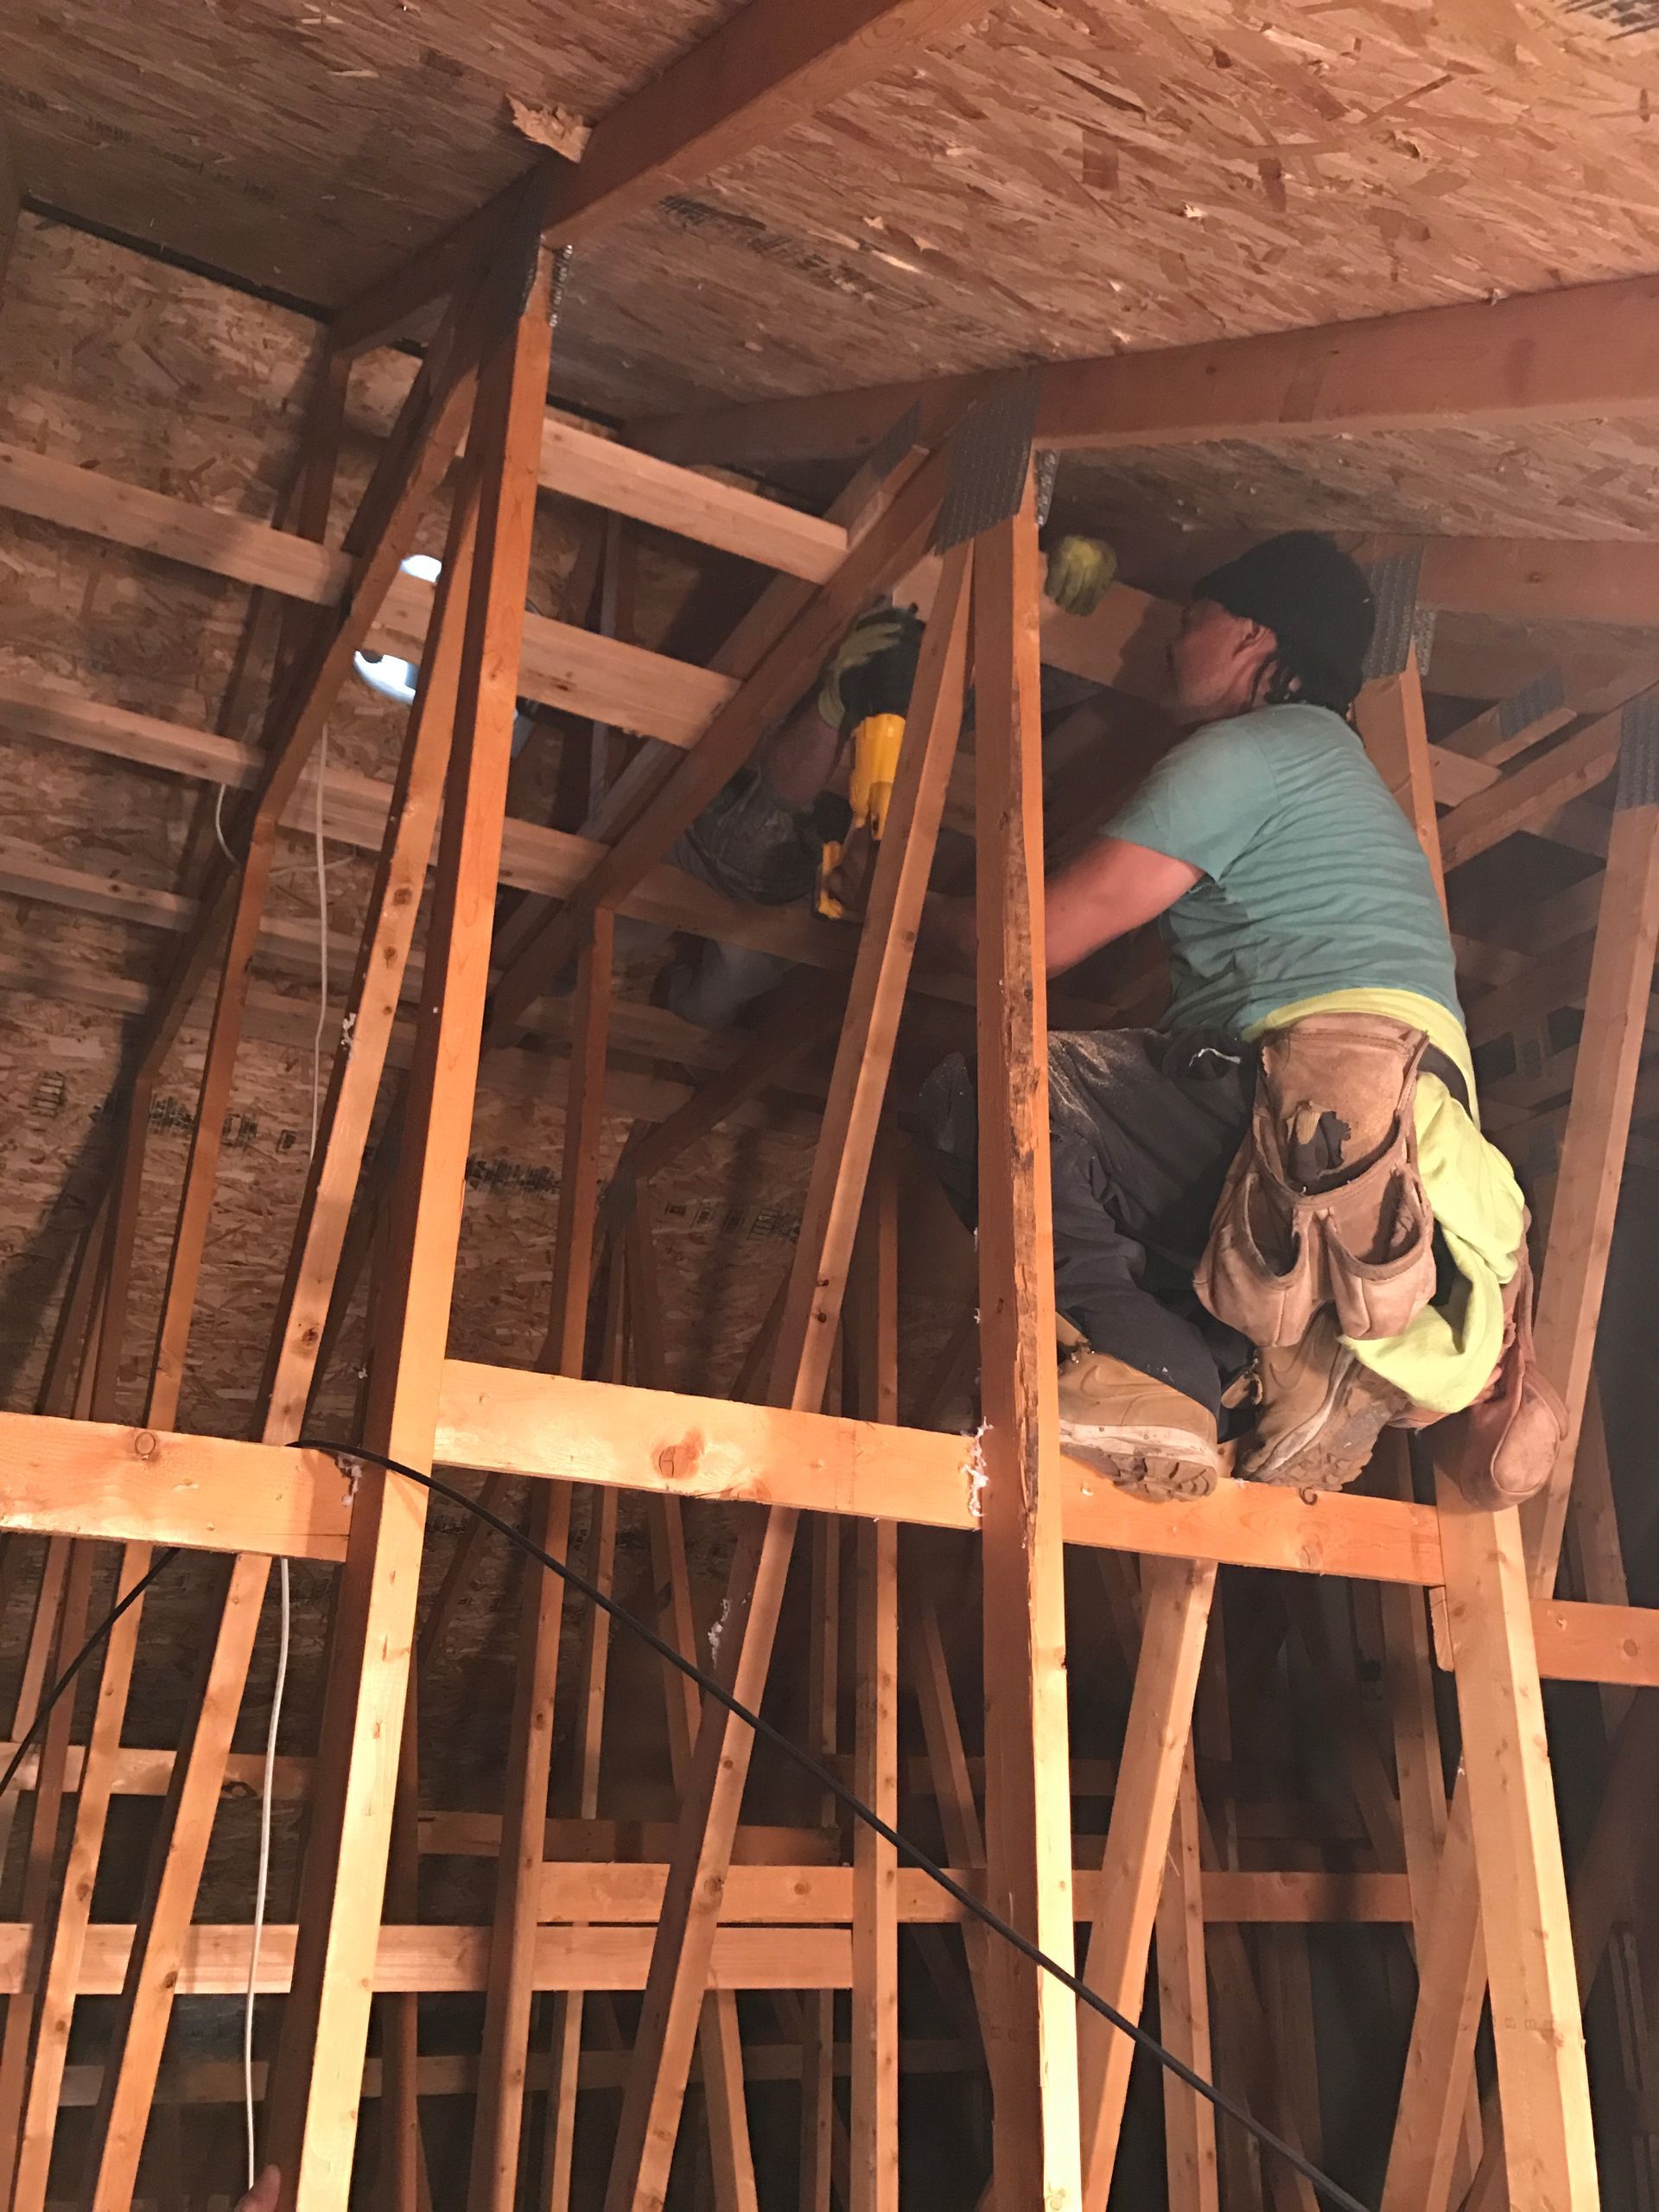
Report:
911,1029,1257,1419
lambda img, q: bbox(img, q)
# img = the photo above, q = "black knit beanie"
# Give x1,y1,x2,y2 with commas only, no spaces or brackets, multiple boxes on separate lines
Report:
1192,532,1376,709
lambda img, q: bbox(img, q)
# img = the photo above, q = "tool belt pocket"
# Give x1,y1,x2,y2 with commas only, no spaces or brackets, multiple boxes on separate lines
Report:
1196,1015,1439,1347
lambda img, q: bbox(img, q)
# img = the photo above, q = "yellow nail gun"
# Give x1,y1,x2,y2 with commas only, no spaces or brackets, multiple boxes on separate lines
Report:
817,711,906,918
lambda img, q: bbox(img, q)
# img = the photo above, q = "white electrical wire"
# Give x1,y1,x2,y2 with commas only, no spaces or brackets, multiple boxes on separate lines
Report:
213,782,238,866
244,733,329,2183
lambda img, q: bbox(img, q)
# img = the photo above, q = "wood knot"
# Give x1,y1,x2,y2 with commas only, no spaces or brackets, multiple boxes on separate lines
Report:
654,1433,705,1485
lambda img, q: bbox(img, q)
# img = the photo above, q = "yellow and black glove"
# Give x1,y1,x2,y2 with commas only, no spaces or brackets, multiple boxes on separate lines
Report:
816,605,925,917
817,604,922,731
1044,534,1118,619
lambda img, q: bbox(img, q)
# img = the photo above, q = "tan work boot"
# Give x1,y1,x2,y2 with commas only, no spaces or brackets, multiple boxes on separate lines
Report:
1242,1313,1411,1492
1057,1349,1220,1504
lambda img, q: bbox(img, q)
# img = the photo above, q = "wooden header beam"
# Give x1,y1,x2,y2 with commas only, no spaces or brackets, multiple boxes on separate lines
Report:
434,1361,1444,1585
632,269,1659,468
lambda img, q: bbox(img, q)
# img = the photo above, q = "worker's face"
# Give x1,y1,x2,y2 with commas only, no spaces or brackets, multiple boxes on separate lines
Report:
1168,599,1277,725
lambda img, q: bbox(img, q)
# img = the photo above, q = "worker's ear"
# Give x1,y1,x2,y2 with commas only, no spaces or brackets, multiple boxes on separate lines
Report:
235,2167,282,2212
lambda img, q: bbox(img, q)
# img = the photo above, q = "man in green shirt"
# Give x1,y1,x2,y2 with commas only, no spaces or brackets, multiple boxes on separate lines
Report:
915,531,1530,1503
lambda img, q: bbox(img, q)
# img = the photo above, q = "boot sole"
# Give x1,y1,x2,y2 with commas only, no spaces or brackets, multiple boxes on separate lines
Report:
1246,1389,1394,1493
1059,1422,1220,1506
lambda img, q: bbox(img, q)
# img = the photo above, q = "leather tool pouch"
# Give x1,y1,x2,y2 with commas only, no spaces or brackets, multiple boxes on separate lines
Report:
1196,1015,1439,1347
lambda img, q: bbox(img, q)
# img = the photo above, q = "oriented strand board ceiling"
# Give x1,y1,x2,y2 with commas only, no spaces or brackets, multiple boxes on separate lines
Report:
10,0,1659,435
1056,416,1659,548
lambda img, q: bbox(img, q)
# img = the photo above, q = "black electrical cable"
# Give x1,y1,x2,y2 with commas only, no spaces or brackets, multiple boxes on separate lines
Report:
296,1436,1374,2212
0,1548,181,1803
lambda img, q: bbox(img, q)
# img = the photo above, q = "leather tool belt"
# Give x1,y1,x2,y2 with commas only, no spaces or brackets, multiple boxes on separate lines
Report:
1196,1014,1440,1348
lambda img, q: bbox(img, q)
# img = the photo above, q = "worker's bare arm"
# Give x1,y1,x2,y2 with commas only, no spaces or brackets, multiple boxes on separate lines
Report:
760,695,847,808
918,836,1197,975
1043,836,1199,975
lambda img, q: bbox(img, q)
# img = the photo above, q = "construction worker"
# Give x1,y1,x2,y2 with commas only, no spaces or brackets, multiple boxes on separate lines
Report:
906,531,1562,1506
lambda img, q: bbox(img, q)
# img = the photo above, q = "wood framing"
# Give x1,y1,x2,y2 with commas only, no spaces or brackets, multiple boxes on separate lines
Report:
599,519,971,2212
633,265,1659,465
971,468,1083,2208
328,0,991,356
2,144,1643,2212
264,226,557,2210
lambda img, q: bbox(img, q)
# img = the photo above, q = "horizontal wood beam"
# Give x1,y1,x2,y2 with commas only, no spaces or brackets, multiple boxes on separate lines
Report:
0,1865,1424,2003
0,1923,849,1998
0,409,849,589
435,1359,1445,1584
0,842,766,1075
51,2039,982,2112
0,1412,349,1560
1439,708,1627,872
534,1863,1414,1926
1414,538,1659,631
539,414,844,581
0,1389,1440,1584
1532,1599,1659,1688
632,269,1659,467
0,674,872,985
0,948,823,1153
0,441,734,747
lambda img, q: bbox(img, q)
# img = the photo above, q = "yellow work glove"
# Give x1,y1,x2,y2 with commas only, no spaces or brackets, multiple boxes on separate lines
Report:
817,606,915,729
1044,534,1118,619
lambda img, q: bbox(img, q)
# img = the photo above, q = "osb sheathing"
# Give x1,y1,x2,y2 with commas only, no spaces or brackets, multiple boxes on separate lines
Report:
12,0,1659,435
0,215,895,1955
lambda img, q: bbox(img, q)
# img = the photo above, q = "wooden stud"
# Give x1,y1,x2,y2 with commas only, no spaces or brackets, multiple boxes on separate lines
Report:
600,535,972,2212
541,1461,622,2212
0,1532,95,2204
907,1573,998,2047
1523,789,1659,1583
971,472,1083,2209
629,1194,762,2212
1354,648,1446,909
1156,1747,1219,2212
1440,709,1627,874
1437,1475,1599,2212
1381,791,1659,2212
849,1158,900,2212
263,231,556,2211
12,1539,155,2212
798,1510,842,2212
1077,1558,1216,2212
83,449,490,2212
468,914,613,2212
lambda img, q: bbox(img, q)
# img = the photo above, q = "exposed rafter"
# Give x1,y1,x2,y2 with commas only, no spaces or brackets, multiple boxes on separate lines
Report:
631,269,1659,468
330,0,994,357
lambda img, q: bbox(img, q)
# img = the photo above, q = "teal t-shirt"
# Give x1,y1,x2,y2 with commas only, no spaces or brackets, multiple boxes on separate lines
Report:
1102,703,1462,1037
